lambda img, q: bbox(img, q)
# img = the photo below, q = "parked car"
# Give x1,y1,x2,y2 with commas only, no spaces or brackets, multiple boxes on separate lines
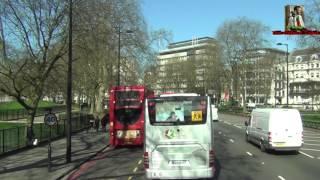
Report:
245,108,303,152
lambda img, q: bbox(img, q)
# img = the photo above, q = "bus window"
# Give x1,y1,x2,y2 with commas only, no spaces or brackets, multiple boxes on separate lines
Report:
148,96,207,126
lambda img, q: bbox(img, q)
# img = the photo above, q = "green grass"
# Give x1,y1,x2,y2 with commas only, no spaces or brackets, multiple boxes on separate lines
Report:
0,101,61,111
0,122,25,130
302,114,320,122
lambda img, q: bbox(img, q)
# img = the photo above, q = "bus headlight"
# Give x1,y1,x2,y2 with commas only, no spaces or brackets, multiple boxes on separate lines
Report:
117,130,123,138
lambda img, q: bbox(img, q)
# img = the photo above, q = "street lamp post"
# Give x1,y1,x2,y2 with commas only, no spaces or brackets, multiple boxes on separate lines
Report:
117,27,133,86
66,0,73,163
277,43,289,107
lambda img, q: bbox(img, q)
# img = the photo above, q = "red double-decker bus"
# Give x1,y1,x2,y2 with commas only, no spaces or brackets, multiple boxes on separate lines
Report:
109,85,154,146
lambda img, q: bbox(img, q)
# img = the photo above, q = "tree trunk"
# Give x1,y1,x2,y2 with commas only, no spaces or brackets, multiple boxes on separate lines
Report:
26,109,36,145
95,84,105,119
231,64,239,100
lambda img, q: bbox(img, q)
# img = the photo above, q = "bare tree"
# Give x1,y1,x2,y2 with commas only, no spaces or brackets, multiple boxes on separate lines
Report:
216,17,269,111
69,0,151,117
202,44,225,102
0,0,68,141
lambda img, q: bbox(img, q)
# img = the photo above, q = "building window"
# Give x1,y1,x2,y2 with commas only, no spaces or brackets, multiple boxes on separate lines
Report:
311,73,314,78
300,74,303,78
296,74,298,78
311,64,314,68
311,54,318,60
317,63,319,68
317,73,319,78
296,56,302,62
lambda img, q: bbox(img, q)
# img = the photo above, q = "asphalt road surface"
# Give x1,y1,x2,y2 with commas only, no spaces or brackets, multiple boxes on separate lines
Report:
66,113,320,180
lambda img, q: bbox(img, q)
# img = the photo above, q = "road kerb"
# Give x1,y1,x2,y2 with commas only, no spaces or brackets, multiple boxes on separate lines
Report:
57,144,110,180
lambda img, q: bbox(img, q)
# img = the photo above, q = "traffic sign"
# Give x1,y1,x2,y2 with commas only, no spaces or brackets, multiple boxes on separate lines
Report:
44,113,58,126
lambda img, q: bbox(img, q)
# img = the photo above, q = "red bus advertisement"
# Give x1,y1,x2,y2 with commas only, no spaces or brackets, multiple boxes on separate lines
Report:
109,85,154,146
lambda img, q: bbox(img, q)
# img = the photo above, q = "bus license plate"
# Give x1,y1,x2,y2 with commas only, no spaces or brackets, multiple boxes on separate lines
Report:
169,160,190,167
124,130,137,139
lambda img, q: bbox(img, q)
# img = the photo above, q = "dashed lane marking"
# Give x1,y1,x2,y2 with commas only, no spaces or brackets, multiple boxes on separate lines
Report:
317,157,320,160
138,160,142,165
128,176,133,180
299,151,315,158
246,152,253,156
218,131,222,134
133,167,138,172
225,122,231,125
301,148,320,152
229,139,234,143
278,175,286,180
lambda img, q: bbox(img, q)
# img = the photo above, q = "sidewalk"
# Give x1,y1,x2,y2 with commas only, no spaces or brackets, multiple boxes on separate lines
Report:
0,129,108,180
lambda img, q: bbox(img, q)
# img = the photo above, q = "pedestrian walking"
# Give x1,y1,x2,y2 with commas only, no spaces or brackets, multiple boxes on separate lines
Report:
95,115,100,132
101,113,107,132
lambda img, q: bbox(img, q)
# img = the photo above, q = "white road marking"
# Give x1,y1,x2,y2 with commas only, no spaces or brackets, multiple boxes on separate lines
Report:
278,175,286,180
229,139,234,143
303,136,320,138
218,131,222,134
128,176,133,180
246,152,253,156
304,139,320,142
261,162,265,165
303,132,320,135
225,122,231,125
138,160,142,165
234,125,242,129
133,167,138,172
317,157,320,160
304,130,319,133
304,143,320,146
301,148,320,152
299,151,315,158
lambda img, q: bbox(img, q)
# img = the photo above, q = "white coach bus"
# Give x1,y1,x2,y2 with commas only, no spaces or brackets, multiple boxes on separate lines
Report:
144,93,215,179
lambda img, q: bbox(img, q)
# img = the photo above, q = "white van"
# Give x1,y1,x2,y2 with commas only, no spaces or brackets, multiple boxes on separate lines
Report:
245,108,303,152
211,105,218,121
144,93,215,179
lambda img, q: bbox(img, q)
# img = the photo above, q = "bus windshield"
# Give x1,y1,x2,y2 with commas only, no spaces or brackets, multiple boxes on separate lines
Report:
115,90,142,125
148,96,207,126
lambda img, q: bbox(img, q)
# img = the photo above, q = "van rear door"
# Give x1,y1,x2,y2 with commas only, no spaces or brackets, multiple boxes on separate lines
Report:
270,110,303,145
146,96,212,171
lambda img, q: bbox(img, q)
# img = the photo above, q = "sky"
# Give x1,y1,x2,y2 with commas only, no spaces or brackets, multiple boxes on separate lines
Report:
142,0,306,52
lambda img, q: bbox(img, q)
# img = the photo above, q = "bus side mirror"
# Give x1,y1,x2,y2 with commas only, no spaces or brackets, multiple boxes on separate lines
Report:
245,121,248,126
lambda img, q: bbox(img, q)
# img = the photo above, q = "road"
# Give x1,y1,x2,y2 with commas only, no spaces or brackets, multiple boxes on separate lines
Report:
66,113,320,180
